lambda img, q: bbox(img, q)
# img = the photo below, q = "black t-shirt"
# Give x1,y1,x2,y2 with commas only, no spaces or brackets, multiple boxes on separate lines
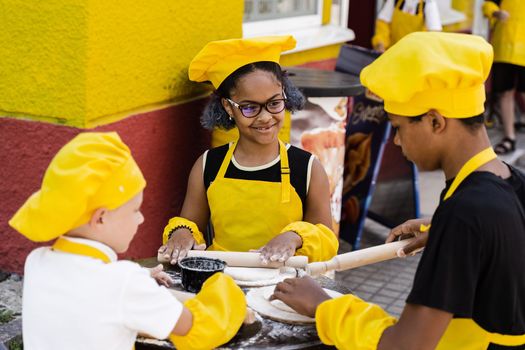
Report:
203,143,313,210
407,166,525,349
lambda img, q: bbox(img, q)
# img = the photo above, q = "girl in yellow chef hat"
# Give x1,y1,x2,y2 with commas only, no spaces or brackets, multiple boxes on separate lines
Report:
158,35,339,265
10,132,246,350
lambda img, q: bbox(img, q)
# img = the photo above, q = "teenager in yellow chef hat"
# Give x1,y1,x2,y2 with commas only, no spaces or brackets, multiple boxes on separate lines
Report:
10,132,245,350
270,32,525,349
159,35,339,267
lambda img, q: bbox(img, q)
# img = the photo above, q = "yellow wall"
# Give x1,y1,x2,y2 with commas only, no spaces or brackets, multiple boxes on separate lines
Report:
0,0,344,128
0,0,243,127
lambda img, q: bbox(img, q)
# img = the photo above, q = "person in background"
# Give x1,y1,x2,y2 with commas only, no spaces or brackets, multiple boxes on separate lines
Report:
483,0,525,154
158,36,339,266
271,32,525,349
10,132,245,350
372,0,442,52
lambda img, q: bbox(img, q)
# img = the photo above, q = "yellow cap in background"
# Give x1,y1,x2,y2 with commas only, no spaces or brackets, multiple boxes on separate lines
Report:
360,32,493,118
9,132,146,242
188,35,296,89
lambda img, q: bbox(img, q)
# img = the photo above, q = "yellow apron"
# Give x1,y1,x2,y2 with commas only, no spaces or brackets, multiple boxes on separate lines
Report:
206,139,303,251
491,0,525,66
391,0,425,46
430,147,525,348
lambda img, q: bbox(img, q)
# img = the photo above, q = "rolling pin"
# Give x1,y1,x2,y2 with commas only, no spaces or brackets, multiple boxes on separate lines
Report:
306,238,417,276
158,250,308,269
169,289,256,325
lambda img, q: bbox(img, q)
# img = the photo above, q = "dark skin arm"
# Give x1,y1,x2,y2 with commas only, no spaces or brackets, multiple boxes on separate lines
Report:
272,276,452,350
385,218,431,256
158,155,210,264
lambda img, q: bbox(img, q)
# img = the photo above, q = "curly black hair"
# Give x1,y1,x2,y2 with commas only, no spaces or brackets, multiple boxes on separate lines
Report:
200,61,306,130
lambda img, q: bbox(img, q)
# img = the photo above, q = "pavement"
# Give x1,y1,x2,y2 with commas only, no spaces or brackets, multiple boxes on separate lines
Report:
1,124,524,346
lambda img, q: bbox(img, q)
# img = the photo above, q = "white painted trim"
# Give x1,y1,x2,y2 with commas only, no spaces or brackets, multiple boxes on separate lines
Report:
243,1,354,52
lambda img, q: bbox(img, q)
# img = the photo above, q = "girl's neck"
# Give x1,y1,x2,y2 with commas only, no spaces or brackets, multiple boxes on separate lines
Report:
234,138,280,167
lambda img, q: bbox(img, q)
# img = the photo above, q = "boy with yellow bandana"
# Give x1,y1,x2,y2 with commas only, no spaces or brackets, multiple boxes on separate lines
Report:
271,32,525,349
9,132,245,350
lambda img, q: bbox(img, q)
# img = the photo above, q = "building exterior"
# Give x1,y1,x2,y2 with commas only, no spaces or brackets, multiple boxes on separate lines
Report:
0,0,355,273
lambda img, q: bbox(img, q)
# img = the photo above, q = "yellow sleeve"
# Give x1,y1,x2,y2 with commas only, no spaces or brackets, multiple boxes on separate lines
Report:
169,273,246,350
482,1,500,18
162,216,206,246
316,294,397,350
281,221,339,262
371,19,391,49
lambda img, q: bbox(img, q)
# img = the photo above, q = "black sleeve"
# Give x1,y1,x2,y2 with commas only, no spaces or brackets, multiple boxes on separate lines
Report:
407,206,483,317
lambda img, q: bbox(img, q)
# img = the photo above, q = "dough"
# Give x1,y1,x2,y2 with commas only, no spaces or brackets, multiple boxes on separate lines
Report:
224,266,297,287
246,285,342,324
224,267,280,281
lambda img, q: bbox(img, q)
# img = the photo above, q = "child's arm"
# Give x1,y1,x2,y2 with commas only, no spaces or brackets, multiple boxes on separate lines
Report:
149,264,173,287
159,154,210,264
169,273,246,349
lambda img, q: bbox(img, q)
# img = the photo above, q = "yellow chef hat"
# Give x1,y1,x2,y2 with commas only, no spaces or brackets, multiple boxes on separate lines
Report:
360,32,493,118
188,35,296,89
9,132,146,242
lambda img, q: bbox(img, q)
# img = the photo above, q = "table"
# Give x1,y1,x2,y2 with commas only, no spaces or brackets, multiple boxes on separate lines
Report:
285,67,363,98
135,259,351,350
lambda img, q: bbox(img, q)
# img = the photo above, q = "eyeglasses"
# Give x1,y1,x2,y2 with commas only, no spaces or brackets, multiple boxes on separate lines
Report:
226,92,287,118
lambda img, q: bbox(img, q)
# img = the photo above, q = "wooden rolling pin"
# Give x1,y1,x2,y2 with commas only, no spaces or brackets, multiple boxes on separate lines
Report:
158,250,308,269
306,238,417,276
169,289,256,325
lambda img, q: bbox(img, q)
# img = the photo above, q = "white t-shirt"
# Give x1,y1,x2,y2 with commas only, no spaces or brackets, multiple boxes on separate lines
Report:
22,237,182,350
378,0,443,31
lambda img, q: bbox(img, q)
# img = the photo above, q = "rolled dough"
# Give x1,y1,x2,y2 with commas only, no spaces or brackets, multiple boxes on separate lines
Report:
224,266,297,287
246,285,342,324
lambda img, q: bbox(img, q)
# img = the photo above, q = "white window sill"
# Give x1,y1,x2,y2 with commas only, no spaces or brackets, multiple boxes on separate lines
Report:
244,24,355,54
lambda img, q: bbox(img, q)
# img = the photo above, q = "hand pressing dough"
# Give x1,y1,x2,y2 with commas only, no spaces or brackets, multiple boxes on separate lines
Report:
246,285,342,324
224,266,297,287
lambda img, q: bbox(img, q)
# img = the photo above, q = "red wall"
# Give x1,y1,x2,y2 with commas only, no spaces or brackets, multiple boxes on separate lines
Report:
0,99,210,274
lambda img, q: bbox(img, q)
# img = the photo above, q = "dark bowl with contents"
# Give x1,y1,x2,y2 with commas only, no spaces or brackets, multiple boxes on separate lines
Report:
178,257,226,293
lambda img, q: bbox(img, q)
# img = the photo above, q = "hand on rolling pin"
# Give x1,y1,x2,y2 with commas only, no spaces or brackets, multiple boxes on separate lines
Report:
270,276,331,318
252,231,303,265
149,264,174,287
158,228,206,265
385,218,431,257
493,10,510,21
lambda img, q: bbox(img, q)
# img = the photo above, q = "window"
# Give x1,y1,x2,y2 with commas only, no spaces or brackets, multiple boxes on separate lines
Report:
243,0,354,52
244,0,323,36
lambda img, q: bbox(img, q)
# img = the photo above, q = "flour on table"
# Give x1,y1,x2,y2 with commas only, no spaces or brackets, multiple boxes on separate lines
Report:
224,266,296,287
246,285,342,324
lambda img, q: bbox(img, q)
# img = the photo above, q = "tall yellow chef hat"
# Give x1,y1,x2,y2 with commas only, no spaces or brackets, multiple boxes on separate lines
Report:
360,32,493,118
9,132,146,242
188,35,296,89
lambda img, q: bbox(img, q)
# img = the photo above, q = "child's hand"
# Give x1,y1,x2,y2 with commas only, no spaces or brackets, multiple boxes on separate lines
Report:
149,264,173,287
270,276,331,318
256,231,302,265
493,10,510,21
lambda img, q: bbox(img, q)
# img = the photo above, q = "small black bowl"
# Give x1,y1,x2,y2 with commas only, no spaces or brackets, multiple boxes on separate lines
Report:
178,257,226,293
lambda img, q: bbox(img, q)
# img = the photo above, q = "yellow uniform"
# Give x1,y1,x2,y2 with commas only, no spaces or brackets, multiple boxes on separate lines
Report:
164,140,339,262
483,0,525,66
